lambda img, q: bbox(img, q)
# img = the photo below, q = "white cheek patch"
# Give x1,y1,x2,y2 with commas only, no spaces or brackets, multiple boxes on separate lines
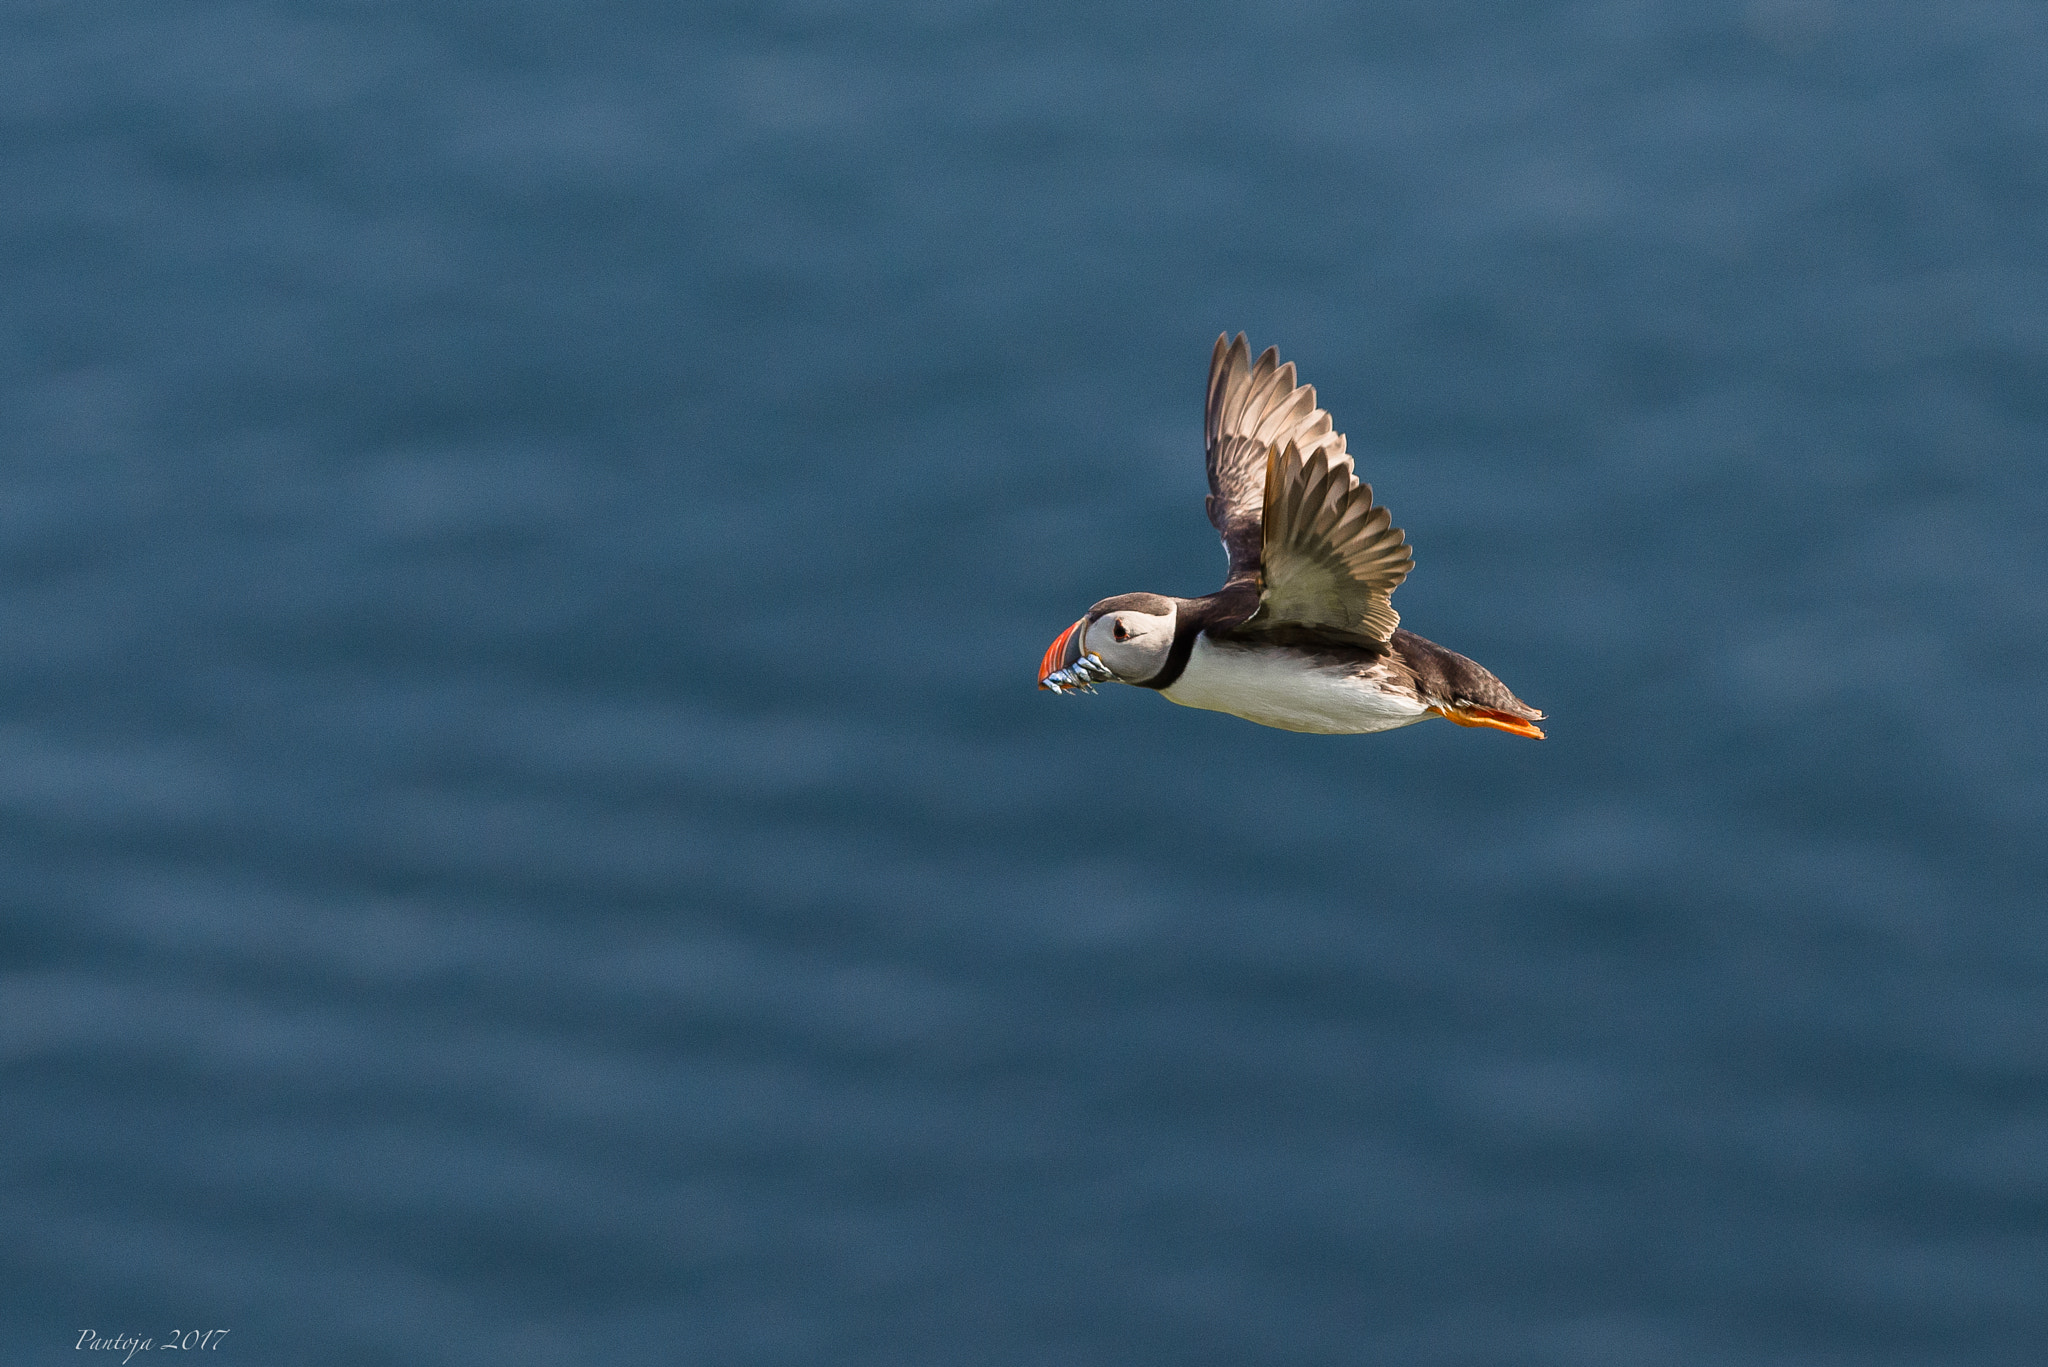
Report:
1115,613,1175,680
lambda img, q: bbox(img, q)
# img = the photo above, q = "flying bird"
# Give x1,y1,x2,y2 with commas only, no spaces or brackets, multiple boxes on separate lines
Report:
1038,333,1545,739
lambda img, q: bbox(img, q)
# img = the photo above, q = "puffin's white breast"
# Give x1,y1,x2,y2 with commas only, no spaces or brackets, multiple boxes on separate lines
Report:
1159,635,1430,735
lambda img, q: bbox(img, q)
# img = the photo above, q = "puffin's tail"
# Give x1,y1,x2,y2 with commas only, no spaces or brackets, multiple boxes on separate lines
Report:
1392,628,1546,739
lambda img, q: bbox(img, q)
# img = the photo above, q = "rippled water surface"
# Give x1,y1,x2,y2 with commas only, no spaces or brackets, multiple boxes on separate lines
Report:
5,2,2047,1363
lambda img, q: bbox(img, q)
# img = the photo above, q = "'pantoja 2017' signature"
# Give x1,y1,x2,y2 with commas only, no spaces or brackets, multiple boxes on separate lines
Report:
77,1330,229,1363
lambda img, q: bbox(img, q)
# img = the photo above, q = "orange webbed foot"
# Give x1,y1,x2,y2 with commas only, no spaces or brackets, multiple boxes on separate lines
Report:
1427,704,1546,740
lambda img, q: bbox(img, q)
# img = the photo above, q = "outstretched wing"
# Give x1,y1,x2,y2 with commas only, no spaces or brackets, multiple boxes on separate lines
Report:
1204,334,1346,586
1253,439,1413,642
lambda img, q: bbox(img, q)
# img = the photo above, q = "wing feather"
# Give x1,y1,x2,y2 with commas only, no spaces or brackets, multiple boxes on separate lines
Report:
1253,440,1413,642
1203,333,1349,586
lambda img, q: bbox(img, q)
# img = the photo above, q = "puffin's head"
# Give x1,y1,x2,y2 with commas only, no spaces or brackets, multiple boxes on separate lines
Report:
1038,593,1178,693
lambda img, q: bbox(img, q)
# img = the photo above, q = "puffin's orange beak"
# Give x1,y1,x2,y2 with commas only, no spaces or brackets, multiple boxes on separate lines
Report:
1038,618,1085,690
1039,617,1112,693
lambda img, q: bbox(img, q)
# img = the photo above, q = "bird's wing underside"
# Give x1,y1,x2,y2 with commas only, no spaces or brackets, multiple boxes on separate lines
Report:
1204,333,1346,586
1252,439,1413,643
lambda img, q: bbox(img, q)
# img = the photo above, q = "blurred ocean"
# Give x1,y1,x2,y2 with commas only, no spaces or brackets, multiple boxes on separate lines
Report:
3,1,2046,1363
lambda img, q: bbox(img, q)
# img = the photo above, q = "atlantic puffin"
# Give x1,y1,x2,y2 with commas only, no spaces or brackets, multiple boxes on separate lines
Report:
1038,333,1545,739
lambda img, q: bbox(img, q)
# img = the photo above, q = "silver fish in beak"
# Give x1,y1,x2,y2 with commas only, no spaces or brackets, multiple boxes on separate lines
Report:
1037,617,1114,694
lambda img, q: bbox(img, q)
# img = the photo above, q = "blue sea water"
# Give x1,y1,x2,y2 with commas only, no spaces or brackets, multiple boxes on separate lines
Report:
3,1,2046,1363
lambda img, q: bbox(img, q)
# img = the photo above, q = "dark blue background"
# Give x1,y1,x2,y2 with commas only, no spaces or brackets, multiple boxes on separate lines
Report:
4,1,2045,1363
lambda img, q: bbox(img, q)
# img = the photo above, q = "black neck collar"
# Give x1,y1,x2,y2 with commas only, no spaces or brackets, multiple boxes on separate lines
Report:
1133,584,1258,691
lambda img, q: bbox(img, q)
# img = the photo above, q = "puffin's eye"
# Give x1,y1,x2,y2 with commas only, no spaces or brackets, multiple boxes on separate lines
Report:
1113,620,1130,642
